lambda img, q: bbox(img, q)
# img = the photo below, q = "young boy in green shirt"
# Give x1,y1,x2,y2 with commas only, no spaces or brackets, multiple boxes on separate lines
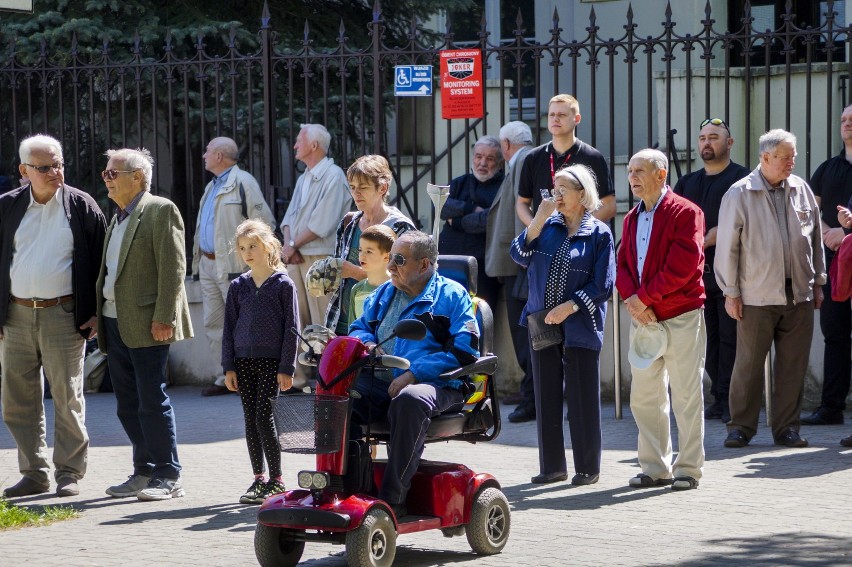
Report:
347,224,396,329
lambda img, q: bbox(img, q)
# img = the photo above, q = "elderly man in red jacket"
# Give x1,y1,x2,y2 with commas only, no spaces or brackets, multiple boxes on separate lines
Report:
616,148,707,492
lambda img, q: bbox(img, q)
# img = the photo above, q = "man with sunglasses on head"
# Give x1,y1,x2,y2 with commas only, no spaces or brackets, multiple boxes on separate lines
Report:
0,134,107,499
674,118,749,424
349,231,479,518
97,148,193,501
193,137,274,397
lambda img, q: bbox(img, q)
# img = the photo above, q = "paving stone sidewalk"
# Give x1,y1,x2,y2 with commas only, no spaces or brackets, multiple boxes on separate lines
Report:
1,388,851,566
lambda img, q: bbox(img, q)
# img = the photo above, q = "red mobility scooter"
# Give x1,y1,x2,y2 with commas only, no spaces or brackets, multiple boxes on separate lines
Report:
254,256,509,567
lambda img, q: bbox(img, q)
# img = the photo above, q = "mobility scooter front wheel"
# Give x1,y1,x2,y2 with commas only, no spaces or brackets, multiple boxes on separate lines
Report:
254,524,305,567
345,508,397,567
466,487,511,555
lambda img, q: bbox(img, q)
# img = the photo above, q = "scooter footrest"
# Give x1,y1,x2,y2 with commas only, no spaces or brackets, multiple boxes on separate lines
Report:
258,507,351,529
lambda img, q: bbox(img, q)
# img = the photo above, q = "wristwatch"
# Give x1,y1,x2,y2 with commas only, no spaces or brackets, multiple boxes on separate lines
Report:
288,239,296,248
569,301,579,313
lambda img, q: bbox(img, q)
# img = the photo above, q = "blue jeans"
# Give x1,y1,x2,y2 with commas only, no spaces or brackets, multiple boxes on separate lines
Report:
104,317,181,479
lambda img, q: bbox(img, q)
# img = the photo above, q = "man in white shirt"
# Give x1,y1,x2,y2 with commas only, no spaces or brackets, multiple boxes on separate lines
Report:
193,137,275,396
280,124,352,382
0,134,107,499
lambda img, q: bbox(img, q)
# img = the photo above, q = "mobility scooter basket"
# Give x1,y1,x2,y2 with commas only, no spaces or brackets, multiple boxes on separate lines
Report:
271,393,349,454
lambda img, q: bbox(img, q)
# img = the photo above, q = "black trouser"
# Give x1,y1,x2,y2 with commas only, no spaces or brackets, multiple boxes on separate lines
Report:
820,252,851,412
504,275,534,408
703,272,737,404
531,342,601,476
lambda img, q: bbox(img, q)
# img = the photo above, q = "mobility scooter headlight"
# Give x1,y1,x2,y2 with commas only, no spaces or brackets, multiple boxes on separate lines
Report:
298,471,314,489
297,470,330,490
312,472,329,489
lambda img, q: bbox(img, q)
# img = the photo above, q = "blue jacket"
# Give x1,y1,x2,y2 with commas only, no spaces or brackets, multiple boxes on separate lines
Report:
510,212,615,351
349,272,479,390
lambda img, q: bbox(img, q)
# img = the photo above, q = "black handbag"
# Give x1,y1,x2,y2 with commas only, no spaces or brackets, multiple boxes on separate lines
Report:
526,309,563,351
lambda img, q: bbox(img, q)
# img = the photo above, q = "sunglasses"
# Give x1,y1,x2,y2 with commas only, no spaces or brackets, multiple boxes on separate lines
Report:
101,169,138,181
700,118,730,135
390,253,410,266
24,162,63,174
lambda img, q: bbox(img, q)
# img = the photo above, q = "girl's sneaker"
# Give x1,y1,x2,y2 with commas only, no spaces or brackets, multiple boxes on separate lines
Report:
239,478,267,505
262,479,286,499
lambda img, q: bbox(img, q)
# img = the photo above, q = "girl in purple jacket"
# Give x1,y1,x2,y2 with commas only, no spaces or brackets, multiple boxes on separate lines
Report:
223,219,299,504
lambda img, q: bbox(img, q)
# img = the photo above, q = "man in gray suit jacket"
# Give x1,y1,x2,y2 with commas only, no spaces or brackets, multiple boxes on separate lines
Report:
484,121,535,422
96,148,193,501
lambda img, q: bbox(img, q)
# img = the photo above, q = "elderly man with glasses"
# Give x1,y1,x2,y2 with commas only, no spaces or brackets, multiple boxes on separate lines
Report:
96,148,193,501
674,118,750,424
716,129,825,450
0,134,107,499
348,230,480,518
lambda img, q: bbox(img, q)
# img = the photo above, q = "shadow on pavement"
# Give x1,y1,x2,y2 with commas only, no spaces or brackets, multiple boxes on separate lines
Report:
503,482,671,512
293,545,484,566
667,532,852,566
99,501,259,532
736,448,852,479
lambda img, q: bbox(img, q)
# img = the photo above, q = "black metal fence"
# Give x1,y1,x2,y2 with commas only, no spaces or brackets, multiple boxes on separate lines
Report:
0,0,850,240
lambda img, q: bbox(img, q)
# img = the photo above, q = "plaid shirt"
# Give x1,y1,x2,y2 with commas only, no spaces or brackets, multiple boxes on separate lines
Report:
323,206,415,331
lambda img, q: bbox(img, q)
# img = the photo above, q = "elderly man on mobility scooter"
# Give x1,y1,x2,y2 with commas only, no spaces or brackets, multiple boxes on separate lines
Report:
255,229,510,567
347,230,480,518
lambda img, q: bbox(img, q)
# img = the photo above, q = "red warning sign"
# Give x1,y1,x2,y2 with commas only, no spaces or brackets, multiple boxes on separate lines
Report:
440,49,484,120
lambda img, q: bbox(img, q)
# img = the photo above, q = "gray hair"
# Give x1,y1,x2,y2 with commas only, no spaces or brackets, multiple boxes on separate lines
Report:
758,129,797,154
555,164,601,211
209,137,239,161
19,134,63,163
300,123,331,154
399,230,438,264
105,148,154,191
498,121,533,146
473,135,502,155
630,148,668,175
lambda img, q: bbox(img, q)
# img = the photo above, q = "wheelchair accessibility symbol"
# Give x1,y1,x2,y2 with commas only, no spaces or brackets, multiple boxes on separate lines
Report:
394,65,433,97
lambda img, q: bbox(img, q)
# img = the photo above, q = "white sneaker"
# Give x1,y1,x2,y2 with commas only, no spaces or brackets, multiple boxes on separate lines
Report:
106,474,152,498
137,477,185,501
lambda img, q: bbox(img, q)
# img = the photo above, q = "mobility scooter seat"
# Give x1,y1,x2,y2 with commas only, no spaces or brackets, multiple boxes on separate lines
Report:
368,255,500,443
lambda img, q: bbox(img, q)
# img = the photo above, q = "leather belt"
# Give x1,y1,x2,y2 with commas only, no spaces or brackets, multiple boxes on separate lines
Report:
11,295,73,309
202,251,215,260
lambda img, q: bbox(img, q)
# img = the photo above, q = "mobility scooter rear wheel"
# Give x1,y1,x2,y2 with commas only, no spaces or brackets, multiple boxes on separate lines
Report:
345,508,397,567
466,487,510,555
254,524,305,567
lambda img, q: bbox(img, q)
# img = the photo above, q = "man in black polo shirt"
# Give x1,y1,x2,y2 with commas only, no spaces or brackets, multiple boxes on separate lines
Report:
674,118,749,423
516,94,615,227
801,103,852,426
511,93,615,424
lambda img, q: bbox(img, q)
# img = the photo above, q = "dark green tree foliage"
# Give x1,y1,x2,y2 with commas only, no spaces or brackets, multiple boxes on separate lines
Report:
0,0,473,60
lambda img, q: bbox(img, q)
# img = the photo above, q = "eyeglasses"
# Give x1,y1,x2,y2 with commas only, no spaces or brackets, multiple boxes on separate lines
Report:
700,118,730,135
101,169,138,181
551,185,583,197
23,162,63,174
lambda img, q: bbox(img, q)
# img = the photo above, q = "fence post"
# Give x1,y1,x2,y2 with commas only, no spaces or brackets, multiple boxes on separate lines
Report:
372,0,384,155
260,1,277,206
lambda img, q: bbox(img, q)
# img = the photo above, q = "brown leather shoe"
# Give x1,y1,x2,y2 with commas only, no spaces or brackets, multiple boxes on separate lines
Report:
3,477,49,498
840,434,852,447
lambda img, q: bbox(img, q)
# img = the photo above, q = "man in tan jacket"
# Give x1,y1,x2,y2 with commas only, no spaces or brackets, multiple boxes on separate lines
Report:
193,137,274,396
96,148,193,501
715,129,825,450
